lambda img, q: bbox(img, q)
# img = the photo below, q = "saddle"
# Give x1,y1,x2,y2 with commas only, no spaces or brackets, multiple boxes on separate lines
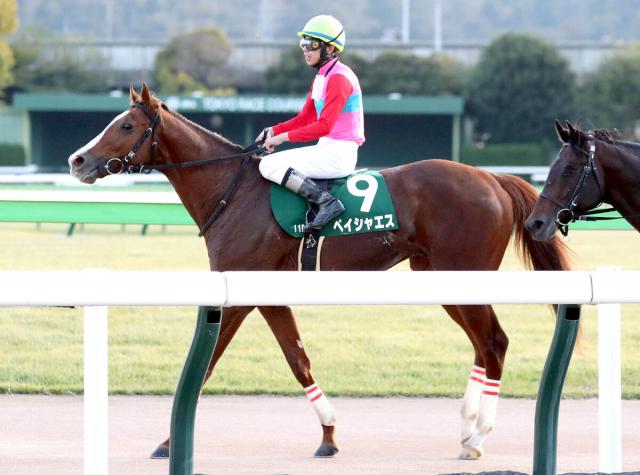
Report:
270,170,399,238
270,170,400,270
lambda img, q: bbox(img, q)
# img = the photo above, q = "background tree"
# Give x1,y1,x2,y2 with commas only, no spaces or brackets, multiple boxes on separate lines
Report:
577,47,640,137
8,27,109,95
466,32,576,143
264,48,464,96
264,46,315,94
153,28,234,93
0,0,18,98
340,51,369,80
362,51,466,95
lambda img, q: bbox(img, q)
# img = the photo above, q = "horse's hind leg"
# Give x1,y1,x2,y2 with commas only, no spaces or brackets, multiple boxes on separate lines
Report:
454,304,508,460
150,305,254,459
259,305,339,458
410,256,499,460
440,305,486,457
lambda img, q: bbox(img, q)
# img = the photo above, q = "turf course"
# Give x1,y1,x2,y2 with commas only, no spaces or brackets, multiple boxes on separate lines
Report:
1,223,639,398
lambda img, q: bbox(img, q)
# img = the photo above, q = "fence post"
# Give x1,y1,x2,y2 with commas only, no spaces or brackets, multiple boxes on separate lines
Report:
532,304,581,475
169,306,221,475
596,266,622,473
598,301,622,472
84,305,108,475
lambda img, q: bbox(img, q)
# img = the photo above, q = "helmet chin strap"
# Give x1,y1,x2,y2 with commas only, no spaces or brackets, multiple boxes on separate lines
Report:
314,48,337,69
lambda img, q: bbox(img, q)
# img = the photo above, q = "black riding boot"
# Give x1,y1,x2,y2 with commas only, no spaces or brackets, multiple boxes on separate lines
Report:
282,167,345,229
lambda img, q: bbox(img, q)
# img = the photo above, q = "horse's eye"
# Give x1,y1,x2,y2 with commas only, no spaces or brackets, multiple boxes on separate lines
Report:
121,122,134,131
562,166,577,177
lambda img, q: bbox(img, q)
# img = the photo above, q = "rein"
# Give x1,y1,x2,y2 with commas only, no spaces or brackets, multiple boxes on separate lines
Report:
574,206,640,223
105,104,265,237
122,147,260,173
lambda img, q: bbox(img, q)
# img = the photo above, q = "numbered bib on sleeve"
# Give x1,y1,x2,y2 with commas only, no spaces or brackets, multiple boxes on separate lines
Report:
270,170,399,237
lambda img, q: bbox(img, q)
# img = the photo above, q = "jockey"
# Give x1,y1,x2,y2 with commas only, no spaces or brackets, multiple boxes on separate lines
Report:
258,15,365,229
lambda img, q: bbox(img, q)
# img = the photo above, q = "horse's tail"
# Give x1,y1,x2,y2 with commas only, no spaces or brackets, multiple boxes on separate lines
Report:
494,174,571,271
495,174,580,344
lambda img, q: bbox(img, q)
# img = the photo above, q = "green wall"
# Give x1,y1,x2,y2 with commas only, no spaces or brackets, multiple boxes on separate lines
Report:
15,93,462,170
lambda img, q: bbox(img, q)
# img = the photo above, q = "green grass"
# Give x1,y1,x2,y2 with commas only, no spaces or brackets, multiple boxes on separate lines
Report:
1,223,639,398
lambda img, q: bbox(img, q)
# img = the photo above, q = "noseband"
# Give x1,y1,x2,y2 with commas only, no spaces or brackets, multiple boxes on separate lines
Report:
539,139,604,236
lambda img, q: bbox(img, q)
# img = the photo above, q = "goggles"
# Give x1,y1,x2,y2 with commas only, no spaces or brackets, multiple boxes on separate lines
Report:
299,36,323,51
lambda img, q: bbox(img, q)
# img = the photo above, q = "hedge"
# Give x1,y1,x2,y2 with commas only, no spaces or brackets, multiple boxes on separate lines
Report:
0,143,26,166
461,143,554,166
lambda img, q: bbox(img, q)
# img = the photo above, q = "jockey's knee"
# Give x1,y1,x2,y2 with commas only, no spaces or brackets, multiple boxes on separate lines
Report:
259,157,285,184
258,156,271,178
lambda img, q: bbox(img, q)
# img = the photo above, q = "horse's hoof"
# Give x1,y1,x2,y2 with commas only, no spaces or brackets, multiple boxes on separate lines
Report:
150,445,170,459
458,446,482,460
314,444,339,458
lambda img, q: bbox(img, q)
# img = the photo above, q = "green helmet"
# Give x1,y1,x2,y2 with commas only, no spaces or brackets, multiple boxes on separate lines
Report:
297,15,346,52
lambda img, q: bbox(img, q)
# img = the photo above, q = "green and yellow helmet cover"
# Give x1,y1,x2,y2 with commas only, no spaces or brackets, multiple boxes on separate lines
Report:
298,15,346,52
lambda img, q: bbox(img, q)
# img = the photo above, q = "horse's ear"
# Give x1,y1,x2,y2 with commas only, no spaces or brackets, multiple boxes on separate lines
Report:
555,119,569,143
565,121,580,143
129,84,139,104
141,83,152,105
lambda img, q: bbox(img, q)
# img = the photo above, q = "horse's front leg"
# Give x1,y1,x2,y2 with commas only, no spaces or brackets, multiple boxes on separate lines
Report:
150,305,254,459
258,305,339,458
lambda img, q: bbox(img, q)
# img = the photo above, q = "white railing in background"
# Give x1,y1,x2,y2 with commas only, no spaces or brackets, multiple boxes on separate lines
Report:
0,171,169,186
0,269,633,474
0,168,549,186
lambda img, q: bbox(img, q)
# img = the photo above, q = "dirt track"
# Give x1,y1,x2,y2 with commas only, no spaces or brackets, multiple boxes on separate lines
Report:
1,395,639,475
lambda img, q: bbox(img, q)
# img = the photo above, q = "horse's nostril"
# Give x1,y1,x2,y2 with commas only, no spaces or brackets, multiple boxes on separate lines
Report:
525,218,542,232
71,156,85,167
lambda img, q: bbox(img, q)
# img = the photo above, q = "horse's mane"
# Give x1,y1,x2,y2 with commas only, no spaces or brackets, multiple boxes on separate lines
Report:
592,128,619,143
166,106,245,153
581,127,640,157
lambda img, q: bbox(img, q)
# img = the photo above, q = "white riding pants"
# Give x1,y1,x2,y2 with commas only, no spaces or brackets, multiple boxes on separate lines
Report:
259,137,359,185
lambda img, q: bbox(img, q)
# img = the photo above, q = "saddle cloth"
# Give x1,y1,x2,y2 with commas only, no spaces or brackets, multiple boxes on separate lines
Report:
270,170,399,238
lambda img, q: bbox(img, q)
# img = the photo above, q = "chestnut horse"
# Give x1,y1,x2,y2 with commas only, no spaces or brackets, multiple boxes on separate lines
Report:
526,120,640,241
68,85,569,461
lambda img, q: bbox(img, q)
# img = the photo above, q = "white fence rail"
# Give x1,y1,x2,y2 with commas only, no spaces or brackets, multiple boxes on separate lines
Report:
2,269,639,307
1,269,633,474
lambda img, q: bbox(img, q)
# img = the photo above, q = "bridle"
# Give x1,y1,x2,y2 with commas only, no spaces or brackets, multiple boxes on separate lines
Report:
103,103,265,236
104,104,262,175
539,139,605,236
105,104,160,175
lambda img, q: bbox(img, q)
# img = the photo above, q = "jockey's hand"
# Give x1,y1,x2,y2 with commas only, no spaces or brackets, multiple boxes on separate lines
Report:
255,127,273,143
263,133,289,153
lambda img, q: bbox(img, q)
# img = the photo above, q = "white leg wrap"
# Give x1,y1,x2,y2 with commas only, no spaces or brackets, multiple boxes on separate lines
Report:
305,384,336,426
462,377,501,459
477,378,500,432
460,365,485,443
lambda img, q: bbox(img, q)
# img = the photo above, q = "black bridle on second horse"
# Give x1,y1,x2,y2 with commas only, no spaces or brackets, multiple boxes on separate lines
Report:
104,103,265,237
539,139,605,236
